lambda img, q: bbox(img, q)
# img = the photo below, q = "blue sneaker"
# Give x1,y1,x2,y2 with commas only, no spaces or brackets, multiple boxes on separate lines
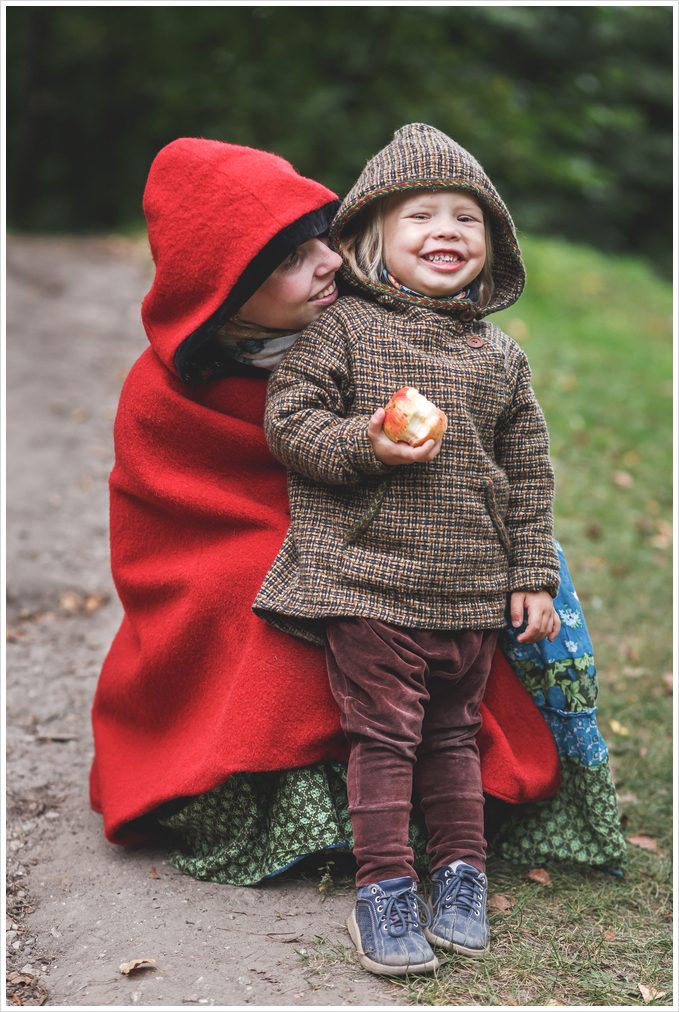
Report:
425,862,490,957
347,876,440,976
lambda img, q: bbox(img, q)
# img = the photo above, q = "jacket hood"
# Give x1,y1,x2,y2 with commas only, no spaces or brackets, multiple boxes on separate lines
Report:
141,138,339,381
330,123,525,317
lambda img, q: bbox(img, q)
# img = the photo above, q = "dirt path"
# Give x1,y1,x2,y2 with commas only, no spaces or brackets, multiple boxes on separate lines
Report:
5,236,401,1007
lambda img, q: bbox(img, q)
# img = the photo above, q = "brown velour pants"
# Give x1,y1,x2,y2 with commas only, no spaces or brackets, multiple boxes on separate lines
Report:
325,618,499,887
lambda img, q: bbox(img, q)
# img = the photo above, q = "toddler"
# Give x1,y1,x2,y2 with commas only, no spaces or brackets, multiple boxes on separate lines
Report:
254,123,560,975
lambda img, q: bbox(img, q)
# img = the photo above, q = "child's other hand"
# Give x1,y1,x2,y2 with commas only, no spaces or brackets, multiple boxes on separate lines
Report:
368,408,442,466
510,591,561,644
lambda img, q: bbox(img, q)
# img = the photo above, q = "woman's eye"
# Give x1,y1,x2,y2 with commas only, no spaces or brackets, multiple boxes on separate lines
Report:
282,251,301,269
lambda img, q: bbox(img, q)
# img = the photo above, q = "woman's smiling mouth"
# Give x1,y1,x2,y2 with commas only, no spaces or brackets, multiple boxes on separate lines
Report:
309,281,338,303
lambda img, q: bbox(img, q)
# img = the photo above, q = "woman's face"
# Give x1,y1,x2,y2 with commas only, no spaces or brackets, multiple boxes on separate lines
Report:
238,237,342,330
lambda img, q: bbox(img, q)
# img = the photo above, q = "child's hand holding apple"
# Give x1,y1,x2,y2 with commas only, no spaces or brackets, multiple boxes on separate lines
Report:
368,387,447,466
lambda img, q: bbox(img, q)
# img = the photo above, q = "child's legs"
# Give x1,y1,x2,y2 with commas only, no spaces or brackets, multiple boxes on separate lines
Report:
325,618,431,887
413,629,499,874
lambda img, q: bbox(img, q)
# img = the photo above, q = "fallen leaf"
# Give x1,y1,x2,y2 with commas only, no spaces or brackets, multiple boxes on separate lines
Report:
83,593,108,613
148,867,160,880
616,791,638,805
661,672,672,694
7,972,35,985
585,523,602,540
488,893,513,913
609,719,630,736
526,868,552,887
35,729,79,743
602,929,617,941
58,590,109,616
19,608,50,624
627,834,658,853
613,470,634,488
119,958,157,975
639,746,648,758
638,983,667,1002
59,591,82,613
624,642,641,663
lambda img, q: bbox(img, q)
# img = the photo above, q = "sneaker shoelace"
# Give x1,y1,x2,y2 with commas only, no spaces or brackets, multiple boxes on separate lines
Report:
380,886,432,937
438,867,485,915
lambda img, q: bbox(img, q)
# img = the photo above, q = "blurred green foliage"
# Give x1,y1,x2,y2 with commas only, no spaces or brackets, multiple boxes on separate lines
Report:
6,5,672,273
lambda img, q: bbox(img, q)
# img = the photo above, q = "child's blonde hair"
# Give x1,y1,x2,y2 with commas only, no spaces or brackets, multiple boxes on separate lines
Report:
339,189,495,318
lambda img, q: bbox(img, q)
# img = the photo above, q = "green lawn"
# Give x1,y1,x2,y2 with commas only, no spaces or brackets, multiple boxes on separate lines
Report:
302,235,674,1006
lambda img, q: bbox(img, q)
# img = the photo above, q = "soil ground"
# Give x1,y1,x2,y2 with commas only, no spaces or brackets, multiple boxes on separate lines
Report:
5,235,400,1008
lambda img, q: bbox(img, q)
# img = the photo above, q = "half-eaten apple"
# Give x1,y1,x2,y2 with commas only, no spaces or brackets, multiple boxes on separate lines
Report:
382,387,448,447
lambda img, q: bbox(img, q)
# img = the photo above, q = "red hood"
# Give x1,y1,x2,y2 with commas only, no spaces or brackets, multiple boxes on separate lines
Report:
141,137,338,378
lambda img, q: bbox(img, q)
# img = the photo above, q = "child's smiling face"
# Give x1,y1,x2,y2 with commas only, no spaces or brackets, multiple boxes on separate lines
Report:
238,237,342,330
382,190,487,297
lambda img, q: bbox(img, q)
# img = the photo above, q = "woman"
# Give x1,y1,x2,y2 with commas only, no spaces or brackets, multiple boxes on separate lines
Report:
90,137,624,884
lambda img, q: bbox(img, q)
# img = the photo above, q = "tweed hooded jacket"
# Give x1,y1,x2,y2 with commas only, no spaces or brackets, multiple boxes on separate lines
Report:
254,124,560,643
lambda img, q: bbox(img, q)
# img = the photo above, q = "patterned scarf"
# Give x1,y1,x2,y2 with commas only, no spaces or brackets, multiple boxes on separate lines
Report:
380,266,479,304
214,318,301,371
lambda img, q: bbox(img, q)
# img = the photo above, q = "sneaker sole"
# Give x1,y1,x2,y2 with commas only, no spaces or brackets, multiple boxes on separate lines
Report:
347,911,439,976
424,926,490,958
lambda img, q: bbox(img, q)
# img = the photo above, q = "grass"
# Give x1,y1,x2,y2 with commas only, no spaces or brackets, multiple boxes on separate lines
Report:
392,851,672,1006
297,236,674,1006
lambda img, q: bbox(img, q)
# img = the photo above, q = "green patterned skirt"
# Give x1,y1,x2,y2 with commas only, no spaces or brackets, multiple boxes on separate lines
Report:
159,542,626,884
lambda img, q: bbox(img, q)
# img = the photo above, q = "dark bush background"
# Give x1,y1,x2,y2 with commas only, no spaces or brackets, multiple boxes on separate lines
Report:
6,5,673,274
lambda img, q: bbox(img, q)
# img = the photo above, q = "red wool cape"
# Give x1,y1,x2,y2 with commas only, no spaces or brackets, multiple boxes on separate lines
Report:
90,356,560,846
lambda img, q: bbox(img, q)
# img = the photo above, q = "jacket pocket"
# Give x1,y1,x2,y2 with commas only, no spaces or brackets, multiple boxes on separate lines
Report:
484,477,511,553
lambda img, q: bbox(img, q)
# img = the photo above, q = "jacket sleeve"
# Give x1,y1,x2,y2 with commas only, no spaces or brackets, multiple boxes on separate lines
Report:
495,345,560,596
264,310,389,486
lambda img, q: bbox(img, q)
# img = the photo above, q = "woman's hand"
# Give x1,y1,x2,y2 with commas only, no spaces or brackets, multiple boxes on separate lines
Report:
368,407,443,466
510,590,561,644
